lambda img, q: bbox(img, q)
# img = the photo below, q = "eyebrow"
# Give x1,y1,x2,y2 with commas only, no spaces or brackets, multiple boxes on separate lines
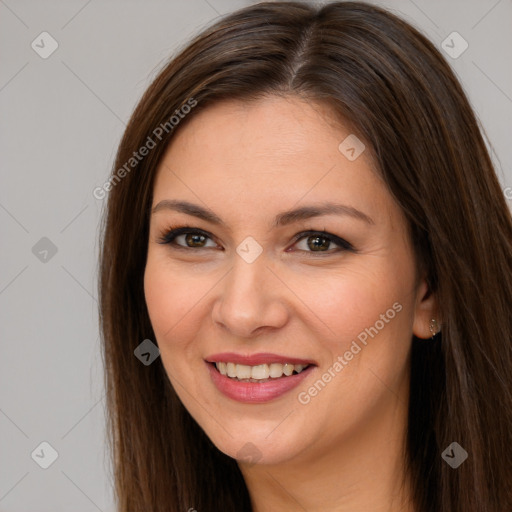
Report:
151,199,374,227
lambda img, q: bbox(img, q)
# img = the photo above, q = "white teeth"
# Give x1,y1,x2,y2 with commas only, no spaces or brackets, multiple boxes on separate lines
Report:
269,363,283,378
215,362,309,380
217,362,227,376
236,364,252,379
282,363,294,376
251,364,269,379
227,362,237,378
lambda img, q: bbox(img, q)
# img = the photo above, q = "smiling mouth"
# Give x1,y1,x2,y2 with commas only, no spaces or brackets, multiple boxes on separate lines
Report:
212,362,311,382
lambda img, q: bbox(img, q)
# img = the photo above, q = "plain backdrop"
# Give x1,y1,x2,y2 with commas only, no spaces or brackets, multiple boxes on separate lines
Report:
1,0,511,510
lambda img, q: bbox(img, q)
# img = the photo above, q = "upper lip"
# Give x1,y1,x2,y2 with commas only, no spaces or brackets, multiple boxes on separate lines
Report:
205,352,317,366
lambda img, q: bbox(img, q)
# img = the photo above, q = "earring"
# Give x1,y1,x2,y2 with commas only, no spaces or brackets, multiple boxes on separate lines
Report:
429,318,440,339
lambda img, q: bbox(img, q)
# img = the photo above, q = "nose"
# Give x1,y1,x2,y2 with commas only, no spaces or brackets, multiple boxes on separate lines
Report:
211,250,290,338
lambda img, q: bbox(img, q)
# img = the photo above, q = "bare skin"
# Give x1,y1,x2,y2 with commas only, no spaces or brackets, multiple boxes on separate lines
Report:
144,95,438,511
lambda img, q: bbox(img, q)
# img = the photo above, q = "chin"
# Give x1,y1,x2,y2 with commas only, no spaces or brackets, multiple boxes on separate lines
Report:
192,414,314,467
220,435,304,467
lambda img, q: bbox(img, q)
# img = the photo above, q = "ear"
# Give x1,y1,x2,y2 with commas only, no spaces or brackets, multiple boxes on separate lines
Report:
412,277,440,339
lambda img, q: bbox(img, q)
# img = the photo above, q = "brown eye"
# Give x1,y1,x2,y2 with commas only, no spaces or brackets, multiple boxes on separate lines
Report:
183,232,208,248
292,230,354,254
302,234,332,251
157,227,217,249
158,227,354,255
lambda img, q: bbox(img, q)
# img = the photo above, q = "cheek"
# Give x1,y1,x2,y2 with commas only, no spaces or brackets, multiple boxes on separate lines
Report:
292,262,410,347
295,269,414,421
295,258,416,413
143,255,206,349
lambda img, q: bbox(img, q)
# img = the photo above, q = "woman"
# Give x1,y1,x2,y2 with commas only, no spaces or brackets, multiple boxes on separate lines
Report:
98,2,512,510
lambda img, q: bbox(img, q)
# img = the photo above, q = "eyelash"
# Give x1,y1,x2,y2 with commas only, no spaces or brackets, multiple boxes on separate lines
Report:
156,225,355,256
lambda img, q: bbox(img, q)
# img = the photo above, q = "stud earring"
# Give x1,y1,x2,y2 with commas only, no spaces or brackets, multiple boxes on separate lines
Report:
429,318,440,340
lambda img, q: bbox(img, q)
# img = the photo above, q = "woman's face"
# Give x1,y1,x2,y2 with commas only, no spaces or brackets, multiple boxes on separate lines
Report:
144,95,436,466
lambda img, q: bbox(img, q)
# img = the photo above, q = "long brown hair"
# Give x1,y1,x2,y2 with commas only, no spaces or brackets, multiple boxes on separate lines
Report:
98,2,512,510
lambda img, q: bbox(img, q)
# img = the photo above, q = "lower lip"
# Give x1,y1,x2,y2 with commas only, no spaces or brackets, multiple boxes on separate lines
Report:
206,362,315,403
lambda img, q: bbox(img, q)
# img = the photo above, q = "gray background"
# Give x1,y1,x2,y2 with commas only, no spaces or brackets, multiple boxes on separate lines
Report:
0,0,510,510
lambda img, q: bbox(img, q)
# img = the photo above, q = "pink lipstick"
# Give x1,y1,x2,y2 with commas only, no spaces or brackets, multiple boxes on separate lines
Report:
205,352,316,403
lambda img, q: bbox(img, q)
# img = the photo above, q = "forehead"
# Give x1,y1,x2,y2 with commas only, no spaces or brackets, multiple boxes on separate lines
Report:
160,95,362,167
152,95,393,227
